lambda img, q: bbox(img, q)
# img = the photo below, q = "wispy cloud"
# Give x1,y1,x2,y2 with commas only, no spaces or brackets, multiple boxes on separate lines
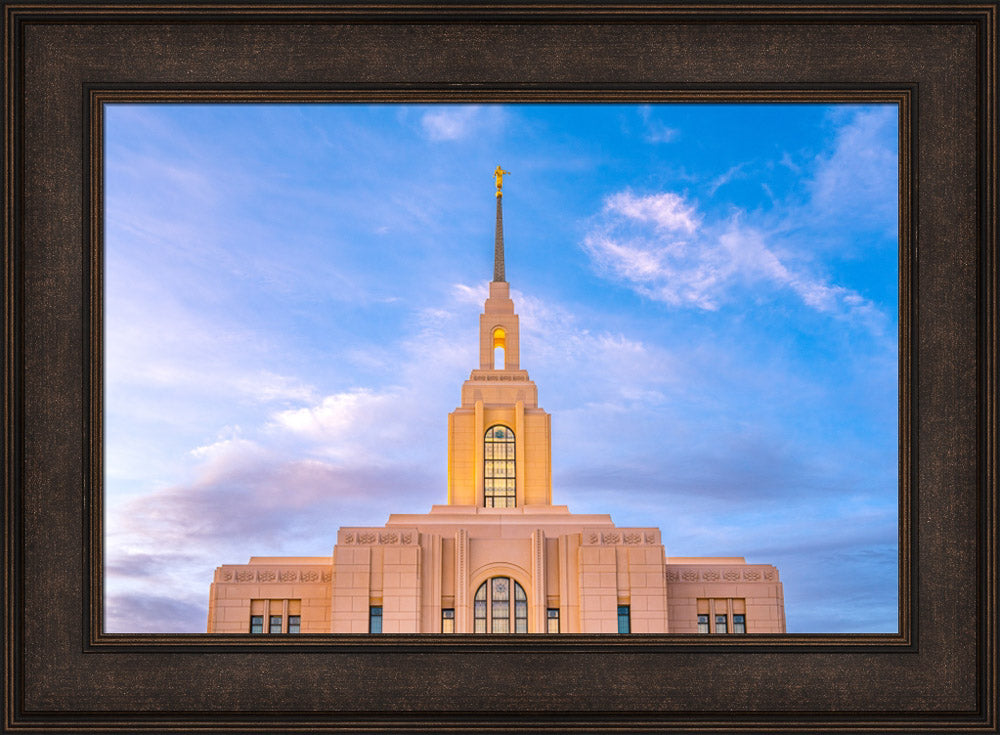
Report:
639,105,679,143
808,106,897,228
420,105,505,141
583,189,884,331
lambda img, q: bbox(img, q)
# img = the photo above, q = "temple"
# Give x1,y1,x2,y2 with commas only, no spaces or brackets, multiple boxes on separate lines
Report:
207,169,786,635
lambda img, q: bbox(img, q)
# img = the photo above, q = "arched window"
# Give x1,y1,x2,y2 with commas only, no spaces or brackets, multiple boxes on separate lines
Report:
473,577,528,633
484,425,515,507
492,327,506,369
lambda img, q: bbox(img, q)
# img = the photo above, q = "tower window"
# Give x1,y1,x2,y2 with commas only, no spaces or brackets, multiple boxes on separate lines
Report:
473,577,527,633
484,425,516,507
492,327,506,369
369,606,383,634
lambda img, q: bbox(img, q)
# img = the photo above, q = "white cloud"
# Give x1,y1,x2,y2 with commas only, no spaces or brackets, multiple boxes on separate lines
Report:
420,105,503,142
808,106,898,228
604,190,700,233
639,105,679,143
583,189,884,328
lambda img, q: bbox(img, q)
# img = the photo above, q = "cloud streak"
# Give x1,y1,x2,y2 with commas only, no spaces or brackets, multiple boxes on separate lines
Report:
583,189,885,332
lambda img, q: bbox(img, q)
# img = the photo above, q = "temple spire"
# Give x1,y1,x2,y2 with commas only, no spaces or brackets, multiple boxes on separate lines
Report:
493,166,510,282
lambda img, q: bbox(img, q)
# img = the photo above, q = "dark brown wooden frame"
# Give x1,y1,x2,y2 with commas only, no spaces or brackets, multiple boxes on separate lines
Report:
3,3,996,732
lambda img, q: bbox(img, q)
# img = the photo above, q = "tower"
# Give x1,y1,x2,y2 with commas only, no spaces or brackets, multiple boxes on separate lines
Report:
446,167,552,507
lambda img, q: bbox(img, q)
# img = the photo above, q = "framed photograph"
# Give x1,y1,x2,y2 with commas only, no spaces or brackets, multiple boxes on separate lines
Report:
4,3,995,732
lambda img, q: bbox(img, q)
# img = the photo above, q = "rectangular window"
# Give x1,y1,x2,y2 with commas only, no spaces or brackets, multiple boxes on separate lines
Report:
733,613,746,634
269,615,283,634
441,608,455,633
287,615,300,634
369,606,382,634
715,614,728,634
546,608,560,633
697,614,710,634
617,605,630,634
249,615,264,634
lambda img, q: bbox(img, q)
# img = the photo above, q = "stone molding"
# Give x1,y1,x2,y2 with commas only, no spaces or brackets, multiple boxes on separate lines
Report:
216,567,332,583
467,369,531,382
581,528,660,546
337,528,419,546
665,566,779,583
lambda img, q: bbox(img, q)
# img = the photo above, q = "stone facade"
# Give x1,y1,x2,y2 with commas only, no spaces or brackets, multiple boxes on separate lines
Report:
207,189,786,635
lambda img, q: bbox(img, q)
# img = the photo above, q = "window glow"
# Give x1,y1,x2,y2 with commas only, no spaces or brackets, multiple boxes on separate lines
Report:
484,425,516,507
474,577,527,633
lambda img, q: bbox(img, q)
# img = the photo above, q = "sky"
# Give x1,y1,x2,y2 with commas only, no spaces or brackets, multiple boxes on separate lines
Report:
104,103,899,634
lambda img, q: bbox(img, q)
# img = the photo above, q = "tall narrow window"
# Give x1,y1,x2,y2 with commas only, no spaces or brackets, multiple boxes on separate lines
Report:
369,606,382,634
473,577,527,633
287,615,300,634
546,608,560,633
474,584,488,633
618,605,631,634
484,425,516,507
441,608,455,633
697,614,710,634
249,615,264,634
492,327,506,369
733,614,746,634
715,614,728,634
269,615,283,634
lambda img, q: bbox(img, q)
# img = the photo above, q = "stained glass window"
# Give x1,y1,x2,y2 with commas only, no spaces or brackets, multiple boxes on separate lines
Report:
473,577,527,633
484,425,516,507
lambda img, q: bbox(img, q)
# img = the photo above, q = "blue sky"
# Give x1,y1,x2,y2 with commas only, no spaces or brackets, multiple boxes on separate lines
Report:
104,103,898,633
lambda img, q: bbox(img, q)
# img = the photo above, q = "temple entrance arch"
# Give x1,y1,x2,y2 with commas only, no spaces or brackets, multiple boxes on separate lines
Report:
473,576,527,633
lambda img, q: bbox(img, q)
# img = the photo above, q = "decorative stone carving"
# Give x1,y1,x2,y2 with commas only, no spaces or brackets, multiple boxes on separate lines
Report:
644,533,656,544
681,570,698,582
358,532,376,544
703,570,720,581
321,571,332,582
343,533,355,545
279,570,297,582
401,532,414,544
724,569,740,581
743,570,761,581
764,568,776,580
302,571,319,582
379,532,399,544
236,570,254,582
666,570,679,582
602,532,621,545
221,571,233,581
624,532,642,545
587,532,600,545
258,570,276,582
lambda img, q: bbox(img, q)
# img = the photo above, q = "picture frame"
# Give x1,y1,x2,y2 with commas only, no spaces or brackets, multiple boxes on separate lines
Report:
3,3,995,732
